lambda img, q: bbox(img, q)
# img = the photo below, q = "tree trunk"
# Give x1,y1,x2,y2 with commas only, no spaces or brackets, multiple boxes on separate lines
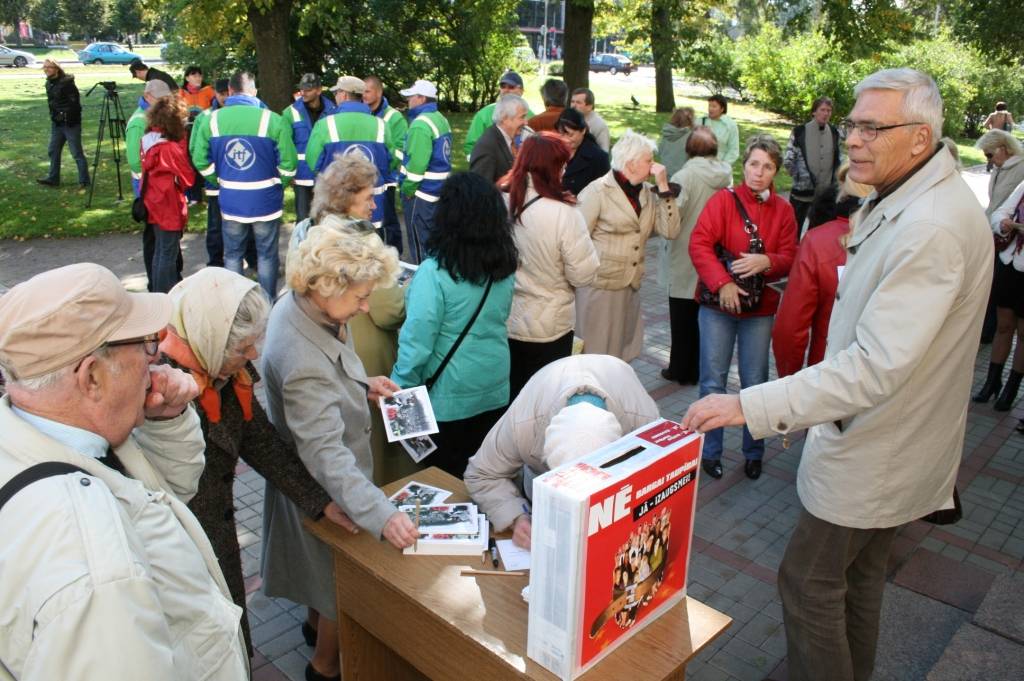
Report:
651,0,675,112
247,0,294,112
562,0,594,93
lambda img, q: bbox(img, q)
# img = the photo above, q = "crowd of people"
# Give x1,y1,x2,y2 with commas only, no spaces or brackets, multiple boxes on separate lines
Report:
7,63,1021,681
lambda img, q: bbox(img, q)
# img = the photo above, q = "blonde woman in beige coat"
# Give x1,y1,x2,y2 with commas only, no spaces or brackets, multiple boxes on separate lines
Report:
576,130,682,362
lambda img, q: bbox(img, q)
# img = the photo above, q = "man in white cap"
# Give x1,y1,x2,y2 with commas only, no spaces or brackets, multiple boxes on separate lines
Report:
0,263,250,680
398,79,452,263
464,354,659,549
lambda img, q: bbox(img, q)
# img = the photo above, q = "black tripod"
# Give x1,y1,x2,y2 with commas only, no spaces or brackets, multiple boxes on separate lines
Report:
85,81,128,207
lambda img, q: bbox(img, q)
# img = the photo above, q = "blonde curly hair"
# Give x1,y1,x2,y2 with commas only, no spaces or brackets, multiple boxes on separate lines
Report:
286,225,399,298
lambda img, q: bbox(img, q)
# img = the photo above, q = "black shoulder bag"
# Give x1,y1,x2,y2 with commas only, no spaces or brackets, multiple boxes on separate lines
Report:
424,277,494,391
697,189,766,312
131,172,148,223
0,462,88,514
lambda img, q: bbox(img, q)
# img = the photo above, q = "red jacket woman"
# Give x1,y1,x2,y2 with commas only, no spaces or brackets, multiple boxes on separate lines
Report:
140,96,194,293
772,217,848,376
689,181,797,317
142,133,193,231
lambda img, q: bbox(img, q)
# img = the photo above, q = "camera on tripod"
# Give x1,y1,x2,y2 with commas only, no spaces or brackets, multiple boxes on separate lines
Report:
86,81,119,97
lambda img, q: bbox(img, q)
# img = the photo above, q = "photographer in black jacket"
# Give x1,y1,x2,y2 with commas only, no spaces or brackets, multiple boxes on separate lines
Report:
38,59,90,188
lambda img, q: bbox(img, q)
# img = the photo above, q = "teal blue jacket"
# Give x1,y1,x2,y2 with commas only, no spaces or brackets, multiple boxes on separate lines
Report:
391,258,514,421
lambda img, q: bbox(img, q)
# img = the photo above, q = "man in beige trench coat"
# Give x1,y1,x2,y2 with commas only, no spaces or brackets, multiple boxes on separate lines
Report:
683,68,993,681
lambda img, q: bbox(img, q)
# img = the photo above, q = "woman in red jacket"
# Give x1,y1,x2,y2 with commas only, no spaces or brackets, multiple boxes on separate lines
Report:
772,167,871,377
141,95,194,293
689,135,797,480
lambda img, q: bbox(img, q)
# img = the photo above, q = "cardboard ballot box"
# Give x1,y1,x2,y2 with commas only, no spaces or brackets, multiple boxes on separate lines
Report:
527,420,703,680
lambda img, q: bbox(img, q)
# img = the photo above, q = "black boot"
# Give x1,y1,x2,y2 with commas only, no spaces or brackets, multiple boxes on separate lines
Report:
973,362,1004,403
994,370,1023,412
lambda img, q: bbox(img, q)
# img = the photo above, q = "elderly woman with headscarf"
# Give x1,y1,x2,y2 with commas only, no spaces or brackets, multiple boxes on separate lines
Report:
158,268,347,658
261,226,418,681
574,130,681,362
291,154,418,485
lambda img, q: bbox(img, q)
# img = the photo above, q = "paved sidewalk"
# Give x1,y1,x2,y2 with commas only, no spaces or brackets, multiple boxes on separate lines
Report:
1,166,1020,680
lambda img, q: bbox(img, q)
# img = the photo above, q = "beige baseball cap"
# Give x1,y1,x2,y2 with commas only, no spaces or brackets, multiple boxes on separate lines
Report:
0,263,172,380
330,75,365,94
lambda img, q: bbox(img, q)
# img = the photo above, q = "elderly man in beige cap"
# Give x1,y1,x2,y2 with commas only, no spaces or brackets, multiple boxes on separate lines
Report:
0,263,250,681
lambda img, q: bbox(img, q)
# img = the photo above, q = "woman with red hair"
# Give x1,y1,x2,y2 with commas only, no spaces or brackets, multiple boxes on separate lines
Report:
500,132,600,398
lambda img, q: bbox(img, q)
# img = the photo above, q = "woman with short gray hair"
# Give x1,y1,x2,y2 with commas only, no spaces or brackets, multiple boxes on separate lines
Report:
575,130,682,362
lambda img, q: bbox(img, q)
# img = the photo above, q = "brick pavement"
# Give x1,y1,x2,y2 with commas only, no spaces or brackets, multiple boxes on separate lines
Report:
230,235,1023,681
2,165,1021,680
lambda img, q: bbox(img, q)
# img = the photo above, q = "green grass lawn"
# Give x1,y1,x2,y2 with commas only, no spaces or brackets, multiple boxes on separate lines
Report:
0,68,990,239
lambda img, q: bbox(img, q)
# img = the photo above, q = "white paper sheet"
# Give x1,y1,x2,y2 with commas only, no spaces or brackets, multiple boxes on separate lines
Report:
496,539,531,571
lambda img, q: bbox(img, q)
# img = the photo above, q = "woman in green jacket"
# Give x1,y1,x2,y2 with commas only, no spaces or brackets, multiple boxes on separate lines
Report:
391,172,518,478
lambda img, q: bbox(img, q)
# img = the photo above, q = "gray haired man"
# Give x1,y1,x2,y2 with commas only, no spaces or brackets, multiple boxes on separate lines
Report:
683,69,993,681
469,93,529,184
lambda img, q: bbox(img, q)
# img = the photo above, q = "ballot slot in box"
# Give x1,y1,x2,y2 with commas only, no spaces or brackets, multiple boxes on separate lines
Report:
527,420,703,680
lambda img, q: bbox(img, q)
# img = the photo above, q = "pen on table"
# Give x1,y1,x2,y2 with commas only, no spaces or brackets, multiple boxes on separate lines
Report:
488,537,500,569
414,498,420,552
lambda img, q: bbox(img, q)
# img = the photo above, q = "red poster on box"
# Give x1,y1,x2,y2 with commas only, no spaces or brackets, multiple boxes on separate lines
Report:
528,420,703,680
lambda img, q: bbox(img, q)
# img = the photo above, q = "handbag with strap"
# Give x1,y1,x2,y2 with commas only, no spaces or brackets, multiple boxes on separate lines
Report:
131,171,148,223
696,189,766,312
424,277,494,391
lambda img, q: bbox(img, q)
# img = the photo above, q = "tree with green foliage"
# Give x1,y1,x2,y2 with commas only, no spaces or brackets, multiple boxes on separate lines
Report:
0,0,31,45
947,1,1024,66
29,0,64,37
563,0,595,93
63,0,109,41
111,0,144,38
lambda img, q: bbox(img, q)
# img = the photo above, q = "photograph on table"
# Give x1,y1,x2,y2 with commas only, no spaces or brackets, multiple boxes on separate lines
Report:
398,502,479,535
379,385,438,442
389,480,452,507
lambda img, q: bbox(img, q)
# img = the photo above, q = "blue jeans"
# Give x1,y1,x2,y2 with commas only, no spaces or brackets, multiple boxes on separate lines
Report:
698,306,774,461
206,196,258,269
47,122,90,185
143,223,183,293
381,186,403,252
223,218,279,299
294,184,313,224
401,194,437,264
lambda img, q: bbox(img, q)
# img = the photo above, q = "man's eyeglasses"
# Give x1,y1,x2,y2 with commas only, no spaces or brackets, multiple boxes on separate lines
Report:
105,333,161,357
841,120,923,142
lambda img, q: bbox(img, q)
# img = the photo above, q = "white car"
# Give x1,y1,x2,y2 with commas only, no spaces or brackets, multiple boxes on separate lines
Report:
0,45,36,68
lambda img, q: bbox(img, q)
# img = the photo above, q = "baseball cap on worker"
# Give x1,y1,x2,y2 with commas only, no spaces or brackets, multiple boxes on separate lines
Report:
0,263,172,381
499,70,523,88
144,79,172,98
298,73,321,90
400,79,438,99
330,75,365,94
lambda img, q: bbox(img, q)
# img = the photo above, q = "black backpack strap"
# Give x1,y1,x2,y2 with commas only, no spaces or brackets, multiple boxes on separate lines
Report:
425,277,494,391
0,462,89,513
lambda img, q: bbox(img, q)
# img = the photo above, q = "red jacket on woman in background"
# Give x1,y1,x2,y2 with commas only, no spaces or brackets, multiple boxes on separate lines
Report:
141,131,194,231
689,182,798,317
771,217,849,376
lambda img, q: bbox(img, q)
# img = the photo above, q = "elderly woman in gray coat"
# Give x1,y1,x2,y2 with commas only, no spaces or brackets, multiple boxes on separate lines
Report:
260,226,419,681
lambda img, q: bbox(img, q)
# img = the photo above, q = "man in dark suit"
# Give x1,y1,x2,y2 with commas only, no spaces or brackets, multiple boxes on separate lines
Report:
469,94,529,184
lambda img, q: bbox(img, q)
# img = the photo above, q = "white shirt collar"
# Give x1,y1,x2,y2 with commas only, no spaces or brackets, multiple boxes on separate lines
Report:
11,406,109,459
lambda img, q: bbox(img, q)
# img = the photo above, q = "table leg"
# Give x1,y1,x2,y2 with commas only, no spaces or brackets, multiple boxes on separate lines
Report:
338,610,429,681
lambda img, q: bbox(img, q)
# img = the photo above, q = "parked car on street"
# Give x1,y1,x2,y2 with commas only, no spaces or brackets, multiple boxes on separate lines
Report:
77,42,143,65
589,53,633,75
0,45,36,68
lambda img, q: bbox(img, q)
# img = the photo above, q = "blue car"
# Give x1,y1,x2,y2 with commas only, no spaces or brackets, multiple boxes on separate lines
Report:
77,42,143,65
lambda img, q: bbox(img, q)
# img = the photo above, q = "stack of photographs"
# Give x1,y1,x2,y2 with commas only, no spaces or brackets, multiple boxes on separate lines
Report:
390,497,489,556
